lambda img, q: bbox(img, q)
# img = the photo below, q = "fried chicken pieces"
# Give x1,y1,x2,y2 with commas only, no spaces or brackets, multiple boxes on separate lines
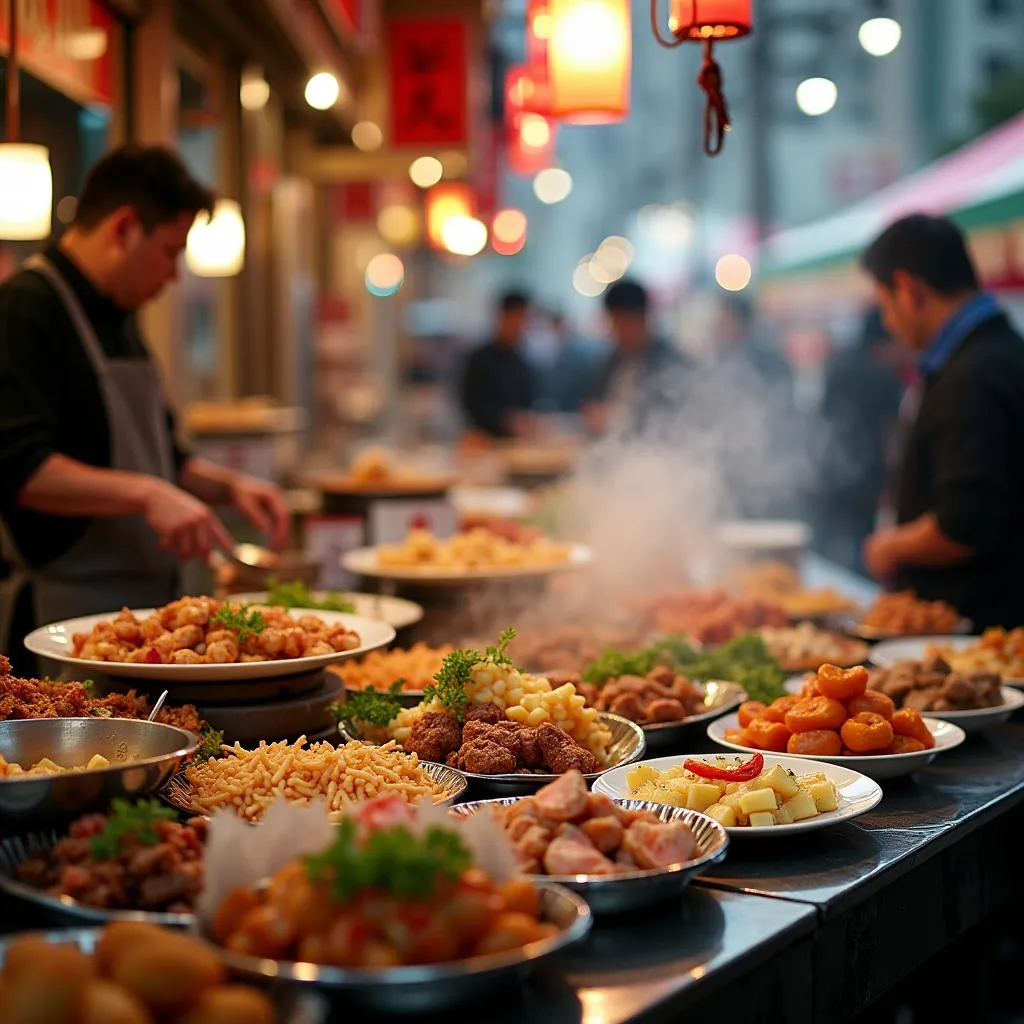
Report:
490,771,697,875
404,706,601,775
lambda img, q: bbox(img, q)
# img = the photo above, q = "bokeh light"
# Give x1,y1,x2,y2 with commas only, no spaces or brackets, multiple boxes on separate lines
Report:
409,156,444,189
365,253,405,297
441,216,488,256
305,72,340,110
533,167,573,204
351,121,383,151
519,113,552,149
795,77,837,116
858,17,901,57
377,204,420,247
572,258,606,297
715,253,753,292
240,71,270,111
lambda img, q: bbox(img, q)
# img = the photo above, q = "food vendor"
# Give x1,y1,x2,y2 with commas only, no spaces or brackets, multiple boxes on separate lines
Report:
861,214,1024,630
582,279,693,438
459,289,538,439
0,145,288,661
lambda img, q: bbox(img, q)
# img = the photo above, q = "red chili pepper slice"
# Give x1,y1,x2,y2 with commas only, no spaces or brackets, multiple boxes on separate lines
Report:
683,752,764,782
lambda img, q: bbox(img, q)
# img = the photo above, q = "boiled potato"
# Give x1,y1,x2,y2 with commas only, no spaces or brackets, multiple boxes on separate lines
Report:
685,783,721,813
798,772,828,786
748,811,776,828
808,781,839,813
706,803,737,827
739,788,778,815
782,790,818,822
627,765,657,789
773,806,794,826
757,764,800,800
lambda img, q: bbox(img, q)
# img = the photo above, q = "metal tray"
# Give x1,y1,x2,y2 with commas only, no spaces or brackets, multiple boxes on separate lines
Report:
449,798,728,914
198,881,591,1012
160,758,468,819
839,616,973,642
0,830,193,926
0,718,198,820
339,711,647,796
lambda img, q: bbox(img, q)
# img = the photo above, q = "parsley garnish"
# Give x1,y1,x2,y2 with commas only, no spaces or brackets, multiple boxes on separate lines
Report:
265,577,355,613
329,682,403,730
423,627,517,722
81,679,96,696
303,819,472,903
210,603,267,642
196,727,225,761
89,798,178,861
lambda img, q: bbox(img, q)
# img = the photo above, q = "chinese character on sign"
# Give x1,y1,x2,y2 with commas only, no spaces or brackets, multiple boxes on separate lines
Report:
387,18,469,147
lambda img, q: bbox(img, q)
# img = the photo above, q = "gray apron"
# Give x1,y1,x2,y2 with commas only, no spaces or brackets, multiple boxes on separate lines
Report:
0,255,180,664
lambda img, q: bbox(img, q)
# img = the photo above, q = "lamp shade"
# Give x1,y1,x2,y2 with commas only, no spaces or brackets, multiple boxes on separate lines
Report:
506,66,557,175
0,145,52,240
524,0,554,116
548,0,630,124
186,199,245,277
425,183,474,251
668,0,752,40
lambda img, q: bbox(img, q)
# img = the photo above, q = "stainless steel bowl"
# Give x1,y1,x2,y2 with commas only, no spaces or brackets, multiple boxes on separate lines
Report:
0,830,193,926
339,712,646,797
198,881,591,1012
641,681,746,754
0,718,199,820
160,758,468,820
449,798,728,914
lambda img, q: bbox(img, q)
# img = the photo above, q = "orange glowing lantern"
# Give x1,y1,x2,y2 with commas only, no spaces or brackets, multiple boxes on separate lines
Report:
425,183,474,251
652,0,752,155
524,0,554,116
547,0,631,124
506,66,557,175
492,208,528,256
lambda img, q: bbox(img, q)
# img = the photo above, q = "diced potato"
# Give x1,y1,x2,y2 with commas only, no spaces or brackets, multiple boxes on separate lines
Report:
773,806,794,826
706,803,738,827
739,787,778,815
666,778,691,796
632,782,658,801
627,765,656,790
798,772,827,786
748,811,776,828
757,764,800,800
724,782,741,795
782,789,819,822
808,781,839,814
686,784,722,813
722,792,746,812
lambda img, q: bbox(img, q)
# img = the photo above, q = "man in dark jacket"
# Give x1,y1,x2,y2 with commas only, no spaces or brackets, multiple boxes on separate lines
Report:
861,214,1024,630
459,289,537,438
582,279,692,440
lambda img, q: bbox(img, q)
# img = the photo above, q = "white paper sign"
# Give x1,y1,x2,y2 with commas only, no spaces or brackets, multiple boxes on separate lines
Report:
368,499,458,545
195,436,277,482
304,515,365,589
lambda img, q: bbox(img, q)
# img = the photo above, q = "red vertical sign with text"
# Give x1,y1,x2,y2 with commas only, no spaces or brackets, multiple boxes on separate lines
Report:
387,17,469,148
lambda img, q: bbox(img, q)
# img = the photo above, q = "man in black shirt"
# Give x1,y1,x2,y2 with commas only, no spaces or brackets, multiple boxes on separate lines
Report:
583,279,692,439
0,146,289,662
459,289,537,439
861,214,1024,630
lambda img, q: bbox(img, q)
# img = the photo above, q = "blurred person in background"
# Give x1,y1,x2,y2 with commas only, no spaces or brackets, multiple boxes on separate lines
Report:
0,146,288,673
861,213,1024,630
459,289,538,439
538,310,599,415
712,295,793,392
582,279,693,438
814,308,904,574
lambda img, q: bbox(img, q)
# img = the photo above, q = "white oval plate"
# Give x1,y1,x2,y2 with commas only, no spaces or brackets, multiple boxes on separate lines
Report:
869,635,1024,686
342,543,593,586
229,592,424,631
782,676,1023,735
25,609,396,681
706,713,965,780
593,753,882,838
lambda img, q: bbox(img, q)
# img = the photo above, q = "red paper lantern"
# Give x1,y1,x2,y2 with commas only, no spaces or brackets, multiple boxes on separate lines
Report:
505,66,557,175
547,0,631,124
652,0,753,155
668,0,752,40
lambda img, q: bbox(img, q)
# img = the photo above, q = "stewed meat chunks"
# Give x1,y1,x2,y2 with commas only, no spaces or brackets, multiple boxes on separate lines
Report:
488,771,697,875
573,667,704,725
873,655,1003,713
